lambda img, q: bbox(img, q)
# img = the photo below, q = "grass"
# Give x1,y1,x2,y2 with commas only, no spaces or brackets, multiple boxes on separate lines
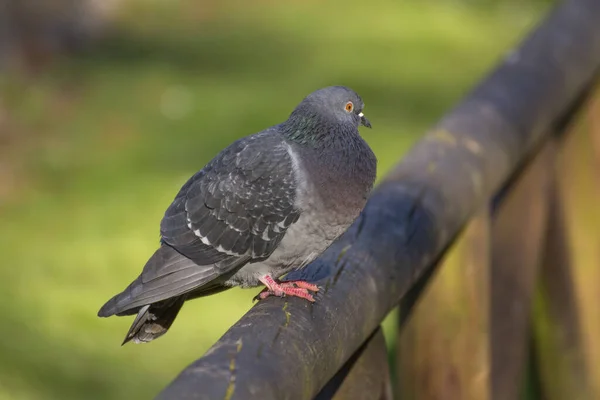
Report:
0,1,549,398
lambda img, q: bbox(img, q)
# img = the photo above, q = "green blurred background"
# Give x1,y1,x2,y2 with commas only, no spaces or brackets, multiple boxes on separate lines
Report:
4,0,589,399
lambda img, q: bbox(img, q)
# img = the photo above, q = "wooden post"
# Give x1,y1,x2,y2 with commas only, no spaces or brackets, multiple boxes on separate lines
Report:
397,209,490,400
490,142,553,400
588,92,600,395
316,327,392,400
531,93,600,399
532,148,593,400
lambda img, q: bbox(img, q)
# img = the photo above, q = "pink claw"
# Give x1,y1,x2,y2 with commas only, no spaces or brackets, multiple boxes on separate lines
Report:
256,275,319,302
279,280,319,292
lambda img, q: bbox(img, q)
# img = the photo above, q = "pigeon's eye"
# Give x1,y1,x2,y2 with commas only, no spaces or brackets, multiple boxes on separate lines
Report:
344,101,354,113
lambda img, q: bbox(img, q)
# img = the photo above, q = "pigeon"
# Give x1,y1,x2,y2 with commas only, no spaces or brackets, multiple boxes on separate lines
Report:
98,86,377,344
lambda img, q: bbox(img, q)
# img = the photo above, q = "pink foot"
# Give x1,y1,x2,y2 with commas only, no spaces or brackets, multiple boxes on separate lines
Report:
279,280,319,292
255,275,319,302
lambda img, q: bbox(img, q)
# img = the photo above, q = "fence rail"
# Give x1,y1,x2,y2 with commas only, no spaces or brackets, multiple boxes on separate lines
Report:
158,0,600,398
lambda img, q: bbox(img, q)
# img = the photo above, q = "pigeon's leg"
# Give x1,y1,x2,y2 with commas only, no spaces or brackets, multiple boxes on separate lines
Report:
256,275,317,302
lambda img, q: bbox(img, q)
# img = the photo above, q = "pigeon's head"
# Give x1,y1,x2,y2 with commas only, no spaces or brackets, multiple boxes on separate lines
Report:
284,86,372,140
302,86,371,129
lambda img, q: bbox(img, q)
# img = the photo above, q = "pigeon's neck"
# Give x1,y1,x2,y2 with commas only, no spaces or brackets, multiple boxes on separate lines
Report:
280,109,376,187
280,113,324,146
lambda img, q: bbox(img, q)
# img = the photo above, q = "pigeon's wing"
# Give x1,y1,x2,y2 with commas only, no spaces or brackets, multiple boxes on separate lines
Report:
99,132,301,317
150,133,300,285
163,133,300,258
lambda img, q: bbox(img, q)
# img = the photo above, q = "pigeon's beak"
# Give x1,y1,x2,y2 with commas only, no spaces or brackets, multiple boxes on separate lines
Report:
358,112,372,128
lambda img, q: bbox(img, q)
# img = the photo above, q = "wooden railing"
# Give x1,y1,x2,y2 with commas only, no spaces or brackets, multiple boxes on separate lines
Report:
157,0,600,398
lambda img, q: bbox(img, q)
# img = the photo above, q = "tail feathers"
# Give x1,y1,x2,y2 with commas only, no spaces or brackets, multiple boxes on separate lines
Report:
97,277,141,318
122,297,185,345
97,245,204,318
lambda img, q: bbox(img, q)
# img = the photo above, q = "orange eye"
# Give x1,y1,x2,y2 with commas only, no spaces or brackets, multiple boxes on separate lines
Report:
345,101,354,113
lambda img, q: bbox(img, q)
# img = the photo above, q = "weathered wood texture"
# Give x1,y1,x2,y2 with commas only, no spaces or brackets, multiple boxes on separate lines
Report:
158,1,600,398
530,96,600,399
396,140,554,400
316,327,392,400
490,142,553,400
532,146,593,400
397,211,490,400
